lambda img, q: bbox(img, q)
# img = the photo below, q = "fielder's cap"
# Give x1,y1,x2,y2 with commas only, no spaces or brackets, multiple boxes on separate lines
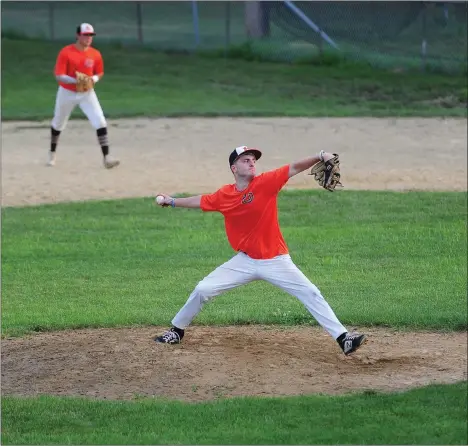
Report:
76,23,96,36
229,145,262,167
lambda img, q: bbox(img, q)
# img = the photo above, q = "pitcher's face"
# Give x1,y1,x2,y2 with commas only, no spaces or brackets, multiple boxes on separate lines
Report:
231,154,256,179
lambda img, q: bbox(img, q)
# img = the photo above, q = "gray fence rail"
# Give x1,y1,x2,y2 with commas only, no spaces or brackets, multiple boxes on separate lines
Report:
2,1,467,73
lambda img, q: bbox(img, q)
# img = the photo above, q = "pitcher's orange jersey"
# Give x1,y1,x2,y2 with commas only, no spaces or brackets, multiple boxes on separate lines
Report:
54,44,104,92
200,165,290,259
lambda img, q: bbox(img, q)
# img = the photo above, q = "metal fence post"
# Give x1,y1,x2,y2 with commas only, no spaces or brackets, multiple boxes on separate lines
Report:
48,1,55,41
136,2,143,44
421,2,427,72
225,1,231,58
192,0,200,49
283,1,339,50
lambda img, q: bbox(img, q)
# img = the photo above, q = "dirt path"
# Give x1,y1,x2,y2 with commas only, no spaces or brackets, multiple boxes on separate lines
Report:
2,117,467,207
2,117,466,402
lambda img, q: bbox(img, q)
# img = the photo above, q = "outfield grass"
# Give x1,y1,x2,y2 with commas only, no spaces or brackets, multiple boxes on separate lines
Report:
2,382,466,445
1,38,467,121
2,190,466,338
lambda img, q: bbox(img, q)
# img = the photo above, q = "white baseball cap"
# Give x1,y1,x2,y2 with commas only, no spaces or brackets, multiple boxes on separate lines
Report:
229,145,262,167
76,23,96,36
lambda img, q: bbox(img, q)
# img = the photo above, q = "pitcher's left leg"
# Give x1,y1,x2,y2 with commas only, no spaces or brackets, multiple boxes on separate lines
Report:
259,255,366,354
79,91,120,169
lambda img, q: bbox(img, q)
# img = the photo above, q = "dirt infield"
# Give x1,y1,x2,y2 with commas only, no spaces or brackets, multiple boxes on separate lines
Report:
2,117,467,402
2,117,467,206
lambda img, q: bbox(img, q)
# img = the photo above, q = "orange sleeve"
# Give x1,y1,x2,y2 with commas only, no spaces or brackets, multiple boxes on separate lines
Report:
54,48,69,76
200,190,222,212
260,165,290,195
94,51,104,76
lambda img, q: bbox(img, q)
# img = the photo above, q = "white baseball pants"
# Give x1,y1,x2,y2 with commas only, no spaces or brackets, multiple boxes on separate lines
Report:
171,252,348,339
51,86,107,131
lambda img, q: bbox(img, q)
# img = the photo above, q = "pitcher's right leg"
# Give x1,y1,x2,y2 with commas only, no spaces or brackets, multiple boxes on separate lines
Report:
48,87,77,166
155,253,258,344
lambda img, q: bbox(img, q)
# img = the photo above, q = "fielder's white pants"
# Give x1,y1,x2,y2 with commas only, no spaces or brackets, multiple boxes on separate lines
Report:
172,252,348,339
51,86,107,131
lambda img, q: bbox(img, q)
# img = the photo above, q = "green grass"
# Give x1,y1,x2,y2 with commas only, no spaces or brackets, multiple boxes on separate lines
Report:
2,191,466,338
1,38,467,120
2,382,466,445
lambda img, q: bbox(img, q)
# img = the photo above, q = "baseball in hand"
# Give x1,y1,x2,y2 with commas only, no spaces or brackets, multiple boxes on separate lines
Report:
156,195,165,205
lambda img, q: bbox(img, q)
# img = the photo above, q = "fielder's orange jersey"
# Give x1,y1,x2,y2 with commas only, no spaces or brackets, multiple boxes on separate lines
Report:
54,44,103,92
200,165,290,259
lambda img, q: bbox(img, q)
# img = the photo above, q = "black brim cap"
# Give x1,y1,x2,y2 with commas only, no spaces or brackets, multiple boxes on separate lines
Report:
76,23,96,36
229,146,262,167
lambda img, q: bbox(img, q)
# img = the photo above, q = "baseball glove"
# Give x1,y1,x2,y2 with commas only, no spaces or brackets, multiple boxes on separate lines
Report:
309,151,343,192
75,71,94,93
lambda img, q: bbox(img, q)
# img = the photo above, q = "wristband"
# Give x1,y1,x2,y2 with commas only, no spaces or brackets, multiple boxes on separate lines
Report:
92,75,99,83
319,150,325,162
55,74,77,84
170,198,176,208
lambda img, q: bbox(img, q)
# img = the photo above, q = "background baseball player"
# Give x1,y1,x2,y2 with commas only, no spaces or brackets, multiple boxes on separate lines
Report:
47,23,119,169
153,146,367,356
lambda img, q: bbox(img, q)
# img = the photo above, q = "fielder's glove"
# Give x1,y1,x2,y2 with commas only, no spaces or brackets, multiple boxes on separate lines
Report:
309,150,343,192
75,71,94,93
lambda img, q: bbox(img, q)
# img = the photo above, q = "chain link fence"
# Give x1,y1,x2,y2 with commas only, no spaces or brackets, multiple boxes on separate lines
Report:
2,1,467,73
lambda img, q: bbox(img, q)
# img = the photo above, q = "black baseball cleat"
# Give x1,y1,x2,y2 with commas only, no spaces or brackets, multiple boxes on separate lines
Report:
154,327,184,344
337,332,367,355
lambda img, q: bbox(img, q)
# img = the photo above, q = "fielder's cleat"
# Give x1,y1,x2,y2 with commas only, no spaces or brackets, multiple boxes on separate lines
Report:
154,327,184,344
47,151,56,166
338,332,367,355
103,155,120,169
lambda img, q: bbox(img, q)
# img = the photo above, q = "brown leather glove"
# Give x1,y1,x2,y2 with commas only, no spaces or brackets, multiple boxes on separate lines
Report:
309,152,343,192
75,71,94,93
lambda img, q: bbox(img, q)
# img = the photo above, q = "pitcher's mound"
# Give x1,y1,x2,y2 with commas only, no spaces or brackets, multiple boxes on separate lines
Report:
2,326,466,402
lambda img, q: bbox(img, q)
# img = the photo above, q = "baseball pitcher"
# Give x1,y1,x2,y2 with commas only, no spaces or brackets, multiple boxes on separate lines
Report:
48,23,119,169
154,146,366,356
